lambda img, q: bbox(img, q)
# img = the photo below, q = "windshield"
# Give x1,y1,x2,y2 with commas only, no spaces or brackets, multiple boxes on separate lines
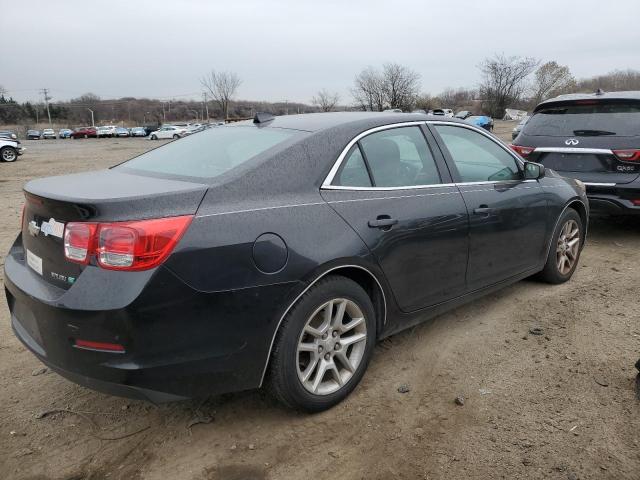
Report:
524,102,640,137
117,125,301,180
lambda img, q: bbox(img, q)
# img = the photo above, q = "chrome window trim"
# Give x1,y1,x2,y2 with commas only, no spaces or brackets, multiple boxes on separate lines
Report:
258,264,387,386
533,147,613,155
321,120,529,192
322,183,457,191
583,182,616,187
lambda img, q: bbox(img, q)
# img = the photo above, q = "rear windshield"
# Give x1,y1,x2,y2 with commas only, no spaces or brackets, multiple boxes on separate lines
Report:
524,102,640,137
117,125,301,180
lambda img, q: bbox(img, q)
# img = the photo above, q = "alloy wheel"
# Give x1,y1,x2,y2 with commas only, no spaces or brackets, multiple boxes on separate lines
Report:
296,298,367,395
2,148,17,162
556,219,580,275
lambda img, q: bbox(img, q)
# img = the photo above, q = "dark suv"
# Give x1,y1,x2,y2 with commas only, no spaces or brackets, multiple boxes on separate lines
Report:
511,90,640,215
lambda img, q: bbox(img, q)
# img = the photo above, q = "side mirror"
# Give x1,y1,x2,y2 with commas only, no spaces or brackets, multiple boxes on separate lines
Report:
524,161,545,180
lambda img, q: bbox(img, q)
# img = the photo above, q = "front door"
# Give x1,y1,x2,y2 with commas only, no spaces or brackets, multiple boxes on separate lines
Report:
431,123,549,290
321,125,469,312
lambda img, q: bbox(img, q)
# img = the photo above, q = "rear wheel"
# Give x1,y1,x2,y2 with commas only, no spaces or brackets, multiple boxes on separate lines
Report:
268,275,376,412
151,134,157,140
538,208,583,284
1,146,18,162
172,134,180,139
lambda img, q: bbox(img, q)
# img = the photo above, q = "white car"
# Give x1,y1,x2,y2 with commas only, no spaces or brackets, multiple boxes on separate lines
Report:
42,128,56,139
432,108,454,117
97,125,118,137
1,138,25,162
149,126,187,140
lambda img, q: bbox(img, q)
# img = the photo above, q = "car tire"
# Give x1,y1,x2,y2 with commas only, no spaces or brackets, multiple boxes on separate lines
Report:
1,146,18,162
173,134,179,139
151,134,157,140
268,275,376,412
537,208,583,284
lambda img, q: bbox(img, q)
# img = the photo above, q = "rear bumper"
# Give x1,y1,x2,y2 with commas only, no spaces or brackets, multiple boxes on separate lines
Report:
4,236,298,402
586,183,640,215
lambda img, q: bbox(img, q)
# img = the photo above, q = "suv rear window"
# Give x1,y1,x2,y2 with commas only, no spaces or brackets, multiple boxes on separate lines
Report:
117,125,300,180
523,102,640,137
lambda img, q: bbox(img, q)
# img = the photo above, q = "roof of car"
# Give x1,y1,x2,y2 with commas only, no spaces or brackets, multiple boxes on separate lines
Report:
239,111,467,133
535,90,640,111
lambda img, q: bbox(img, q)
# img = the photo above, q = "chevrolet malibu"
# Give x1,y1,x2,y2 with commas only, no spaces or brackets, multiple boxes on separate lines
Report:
5,112,588,412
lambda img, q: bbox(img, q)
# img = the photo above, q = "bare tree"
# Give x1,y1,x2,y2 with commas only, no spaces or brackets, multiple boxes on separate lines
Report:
478,54,539,118
438,87,477,110
381,63,421,111
201,70,242,120
312,89,340,112
531,61,575,105
351,67,386,111
351,63,421,111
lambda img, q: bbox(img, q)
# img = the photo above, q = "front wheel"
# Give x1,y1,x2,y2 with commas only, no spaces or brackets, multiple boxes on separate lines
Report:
1,146,18,162
268,275,376,412
172,134,180,139
151,134,157,140
538,208,583,284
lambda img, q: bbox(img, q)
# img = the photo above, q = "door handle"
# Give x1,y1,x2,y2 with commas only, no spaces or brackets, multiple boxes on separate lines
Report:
473,206,493,215
368,216,398,229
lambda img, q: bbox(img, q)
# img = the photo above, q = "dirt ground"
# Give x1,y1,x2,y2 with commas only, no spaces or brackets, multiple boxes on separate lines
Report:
1,122,639,480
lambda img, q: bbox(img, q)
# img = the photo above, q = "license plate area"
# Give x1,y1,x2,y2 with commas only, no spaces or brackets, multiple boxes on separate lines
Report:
539,153,609,173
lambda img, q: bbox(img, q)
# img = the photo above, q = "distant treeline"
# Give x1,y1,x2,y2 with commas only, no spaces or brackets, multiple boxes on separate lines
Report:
1,67,639,127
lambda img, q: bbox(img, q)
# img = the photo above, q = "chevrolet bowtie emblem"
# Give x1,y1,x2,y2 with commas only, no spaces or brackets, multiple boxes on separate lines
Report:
28,220,41,237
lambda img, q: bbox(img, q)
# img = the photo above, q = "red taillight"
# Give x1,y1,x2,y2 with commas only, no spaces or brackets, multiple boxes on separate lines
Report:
74,339,125,353
613,149,640,162
63,215,192,271
509,144,535,158
631,199,640,206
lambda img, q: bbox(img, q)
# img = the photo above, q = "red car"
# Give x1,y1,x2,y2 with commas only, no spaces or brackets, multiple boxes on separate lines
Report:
71,127,97,139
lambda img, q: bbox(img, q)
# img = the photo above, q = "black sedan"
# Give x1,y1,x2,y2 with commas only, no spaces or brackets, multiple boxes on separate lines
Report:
511,90,640,215
5,112,588,411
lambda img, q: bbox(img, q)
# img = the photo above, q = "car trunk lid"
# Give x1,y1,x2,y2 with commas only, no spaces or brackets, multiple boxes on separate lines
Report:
22,169,207,290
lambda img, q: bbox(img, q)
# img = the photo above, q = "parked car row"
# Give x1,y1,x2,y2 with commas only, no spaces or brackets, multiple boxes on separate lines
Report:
20,122,219,140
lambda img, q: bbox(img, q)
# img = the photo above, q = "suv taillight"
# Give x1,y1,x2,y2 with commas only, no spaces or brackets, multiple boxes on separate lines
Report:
509,144,535,158
64,215,193,271
613,149,640,162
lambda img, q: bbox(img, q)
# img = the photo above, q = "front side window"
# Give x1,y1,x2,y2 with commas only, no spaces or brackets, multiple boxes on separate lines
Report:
434,125,521,182
358,126,441,187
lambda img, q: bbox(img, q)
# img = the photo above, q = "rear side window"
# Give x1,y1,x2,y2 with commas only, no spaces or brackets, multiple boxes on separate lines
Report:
333,145,372,187
359,126,441,187
118,126,300,180
524,102,640,137
435,125,520,182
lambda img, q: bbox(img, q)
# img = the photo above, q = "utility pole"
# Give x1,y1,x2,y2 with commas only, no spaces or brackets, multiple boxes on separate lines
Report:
87,108,95,127
202,92,209,123
162,103,166,122
41,88,52,126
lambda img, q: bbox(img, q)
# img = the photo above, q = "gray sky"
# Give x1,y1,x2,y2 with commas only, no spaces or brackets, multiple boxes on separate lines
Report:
4,0,639,104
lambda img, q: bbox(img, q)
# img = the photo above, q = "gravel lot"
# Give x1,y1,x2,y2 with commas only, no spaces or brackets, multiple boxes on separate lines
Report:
1,123,639,480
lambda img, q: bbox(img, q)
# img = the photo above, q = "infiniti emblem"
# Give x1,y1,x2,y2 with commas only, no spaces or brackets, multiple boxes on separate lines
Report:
28,220,41,237
565,138,579,146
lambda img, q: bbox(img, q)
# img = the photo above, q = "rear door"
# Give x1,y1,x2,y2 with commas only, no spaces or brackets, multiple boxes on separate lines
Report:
431,122,549,290
321,124,469,313
519,100,640,185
